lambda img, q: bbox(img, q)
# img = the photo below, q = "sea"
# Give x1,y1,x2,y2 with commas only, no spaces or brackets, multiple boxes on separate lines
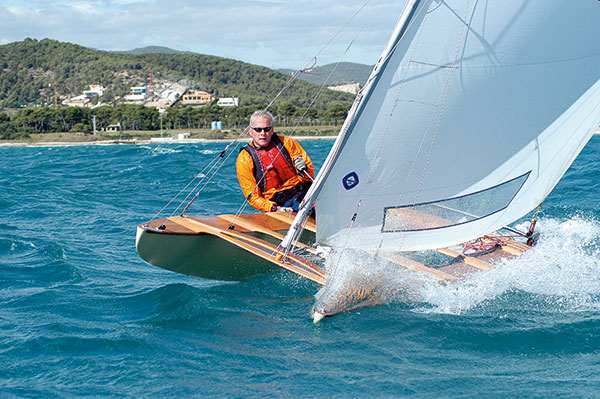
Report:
1,136,599,398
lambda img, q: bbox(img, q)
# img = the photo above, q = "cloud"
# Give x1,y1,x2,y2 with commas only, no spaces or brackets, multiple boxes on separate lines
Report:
0,0,407,68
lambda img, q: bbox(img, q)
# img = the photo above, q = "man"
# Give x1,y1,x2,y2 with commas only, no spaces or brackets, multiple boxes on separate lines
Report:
236,110,314,212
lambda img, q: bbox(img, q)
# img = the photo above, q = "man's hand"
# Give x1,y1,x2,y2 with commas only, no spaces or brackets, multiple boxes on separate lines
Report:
294,156,307,173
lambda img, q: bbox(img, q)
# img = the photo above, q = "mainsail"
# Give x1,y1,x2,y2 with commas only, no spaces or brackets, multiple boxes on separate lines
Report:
285,0,600,252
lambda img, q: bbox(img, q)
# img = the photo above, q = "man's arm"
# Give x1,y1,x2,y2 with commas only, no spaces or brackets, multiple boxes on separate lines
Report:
283,137,315,179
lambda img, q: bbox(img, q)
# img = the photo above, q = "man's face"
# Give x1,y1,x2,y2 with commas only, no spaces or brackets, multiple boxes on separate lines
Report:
249,116,274,147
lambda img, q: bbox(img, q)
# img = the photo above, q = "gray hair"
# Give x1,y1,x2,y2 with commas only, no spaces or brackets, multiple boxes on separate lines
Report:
250,110,275,126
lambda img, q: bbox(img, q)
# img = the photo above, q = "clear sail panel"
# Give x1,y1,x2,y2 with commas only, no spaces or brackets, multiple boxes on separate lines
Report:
382,172,529,232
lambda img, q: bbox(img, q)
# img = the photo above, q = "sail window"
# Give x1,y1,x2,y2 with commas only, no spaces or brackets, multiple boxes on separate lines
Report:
382,172,530,232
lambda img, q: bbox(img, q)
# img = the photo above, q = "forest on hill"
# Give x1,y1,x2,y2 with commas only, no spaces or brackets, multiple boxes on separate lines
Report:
0,102,349,140
0,38,354,109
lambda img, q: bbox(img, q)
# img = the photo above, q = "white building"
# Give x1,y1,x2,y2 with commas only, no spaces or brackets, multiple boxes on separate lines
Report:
217,97,239,107
125,87,148,102
84,85,105,97
62,94,91,107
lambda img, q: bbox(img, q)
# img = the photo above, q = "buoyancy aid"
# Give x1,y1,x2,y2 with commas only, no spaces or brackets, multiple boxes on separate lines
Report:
241,134,297,193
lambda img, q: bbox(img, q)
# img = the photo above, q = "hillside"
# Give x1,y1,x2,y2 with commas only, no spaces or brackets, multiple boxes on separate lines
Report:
278,62,373,86
0,38,354,108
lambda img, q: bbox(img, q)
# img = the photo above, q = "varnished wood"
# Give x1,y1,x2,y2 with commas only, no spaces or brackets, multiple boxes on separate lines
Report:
376,253,458,280
167,216,325,285
217,214,318,255
436,248,492,271
264,211,317,233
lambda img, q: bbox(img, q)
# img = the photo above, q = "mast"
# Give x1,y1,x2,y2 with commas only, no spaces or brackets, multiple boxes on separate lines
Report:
280,0,428,252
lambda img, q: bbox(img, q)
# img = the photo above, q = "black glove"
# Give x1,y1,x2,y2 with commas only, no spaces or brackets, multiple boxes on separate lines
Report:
294,156,307,173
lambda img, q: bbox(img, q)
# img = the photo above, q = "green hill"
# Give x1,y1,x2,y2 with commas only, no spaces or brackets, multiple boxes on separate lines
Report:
0,38,354,108
278,62,373,86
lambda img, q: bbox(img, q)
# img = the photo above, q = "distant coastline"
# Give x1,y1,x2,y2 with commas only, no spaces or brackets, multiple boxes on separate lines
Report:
0,135,337,148
2,126,598,148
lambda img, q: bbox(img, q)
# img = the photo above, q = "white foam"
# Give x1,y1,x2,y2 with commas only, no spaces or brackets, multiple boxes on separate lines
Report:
150,146,181,155
316,217,600,316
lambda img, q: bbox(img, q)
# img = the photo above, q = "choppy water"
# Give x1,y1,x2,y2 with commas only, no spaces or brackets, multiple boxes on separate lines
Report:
1,137,599,398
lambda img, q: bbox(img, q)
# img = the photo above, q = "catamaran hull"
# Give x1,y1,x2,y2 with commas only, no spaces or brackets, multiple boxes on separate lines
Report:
135,213,326,284
135,226,280,281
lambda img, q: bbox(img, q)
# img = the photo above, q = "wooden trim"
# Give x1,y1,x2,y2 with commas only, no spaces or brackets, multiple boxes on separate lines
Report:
217,214,318,255
376,253,458,280
436,248,492,271
484,235,526,255
168,216,325,285
264,211,317,233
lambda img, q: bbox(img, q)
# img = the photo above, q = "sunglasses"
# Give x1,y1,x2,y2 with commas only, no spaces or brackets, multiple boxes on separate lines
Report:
251,126,273,133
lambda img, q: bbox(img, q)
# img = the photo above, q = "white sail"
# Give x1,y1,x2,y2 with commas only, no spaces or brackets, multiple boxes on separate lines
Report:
308,0,600,251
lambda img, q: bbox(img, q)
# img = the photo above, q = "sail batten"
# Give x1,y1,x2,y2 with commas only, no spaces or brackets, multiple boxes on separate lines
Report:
311,0,600,252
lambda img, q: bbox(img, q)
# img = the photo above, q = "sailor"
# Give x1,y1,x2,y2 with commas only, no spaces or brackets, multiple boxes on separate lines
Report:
236,110,314,212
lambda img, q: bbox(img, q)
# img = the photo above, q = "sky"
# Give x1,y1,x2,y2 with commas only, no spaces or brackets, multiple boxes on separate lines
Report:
0,0,408,69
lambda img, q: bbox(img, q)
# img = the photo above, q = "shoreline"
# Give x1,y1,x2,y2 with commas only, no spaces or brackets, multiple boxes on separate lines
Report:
0,135,338,148
2,129,599,148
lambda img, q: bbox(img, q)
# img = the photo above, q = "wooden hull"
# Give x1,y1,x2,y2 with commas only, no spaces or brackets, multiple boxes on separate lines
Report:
136,212,325,284
136,226,281,280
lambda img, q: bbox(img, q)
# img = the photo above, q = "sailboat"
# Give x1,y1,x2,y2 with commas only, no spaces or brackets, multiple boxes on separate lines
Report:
136,0,600,320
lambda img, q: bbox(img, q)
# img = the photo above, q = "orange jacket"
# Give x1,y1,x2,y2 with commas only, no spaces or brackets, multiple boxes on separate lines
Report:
236,135,314,212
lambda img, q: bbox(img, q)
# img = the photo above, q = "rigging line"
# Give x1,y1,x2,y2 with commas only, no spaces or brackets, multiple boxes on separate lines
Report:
313,0,373,61
151,142,234,220
277,6,380,256
176,154,229,216
165,1,374,223
331,0,432,254
294,0,362,76
179,136,246,216
413,0,477,207
230,14,372,231
265,0,372,113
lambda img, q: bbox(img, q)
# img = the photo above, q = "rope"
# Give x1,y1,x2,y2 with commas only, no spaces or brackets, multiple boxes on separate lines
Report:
326,0,432,256
151,0,379,238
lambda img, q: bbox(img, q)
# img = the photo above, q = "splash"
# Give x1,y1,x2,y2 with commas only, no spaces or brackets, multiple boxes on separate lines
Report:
313,248,435,317
314,217,600,317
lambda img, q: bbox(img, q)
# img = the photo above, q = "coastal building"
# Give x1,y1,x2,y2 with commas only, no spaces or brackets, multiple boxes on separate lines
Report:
63,95,91,107
144,82,186,110
327,83,361,95
217,97,239,107
84,85,105,97
63,84,105,107
181,90,216,106
106,123,122,132
125,87,148,102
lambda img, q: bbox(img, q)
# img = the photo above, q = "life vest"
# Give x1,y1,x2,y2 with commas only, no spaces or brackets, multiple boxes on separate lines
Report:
241,134,297,193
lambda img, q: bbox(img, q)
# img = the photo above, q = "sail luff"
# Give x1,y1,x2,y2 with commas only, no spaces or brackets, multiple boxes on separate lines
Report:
280,0,430,252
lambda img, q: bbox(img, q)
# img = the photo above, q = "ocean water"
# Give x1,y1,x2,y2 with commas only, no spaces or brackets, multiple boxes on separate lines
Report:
1,136,599,398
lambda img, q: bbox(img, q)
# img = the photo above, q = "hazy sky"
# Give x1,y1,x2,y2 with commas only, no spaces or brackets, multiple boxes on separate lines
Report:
0,0,408,69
